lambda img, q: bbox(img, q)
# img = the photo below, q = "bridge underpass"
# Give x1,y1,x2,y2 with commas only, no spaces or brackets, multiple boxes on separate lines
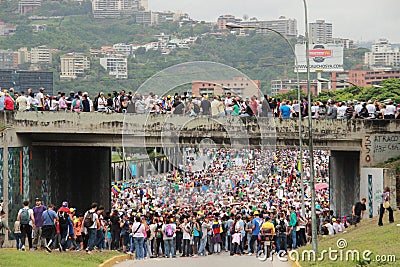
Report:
0,112,399,231
30,146,111,213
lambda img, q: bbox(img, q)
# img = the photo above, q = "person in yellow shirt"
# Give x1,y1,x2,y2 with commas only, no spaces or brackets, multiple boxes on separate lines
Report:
260,216,275,236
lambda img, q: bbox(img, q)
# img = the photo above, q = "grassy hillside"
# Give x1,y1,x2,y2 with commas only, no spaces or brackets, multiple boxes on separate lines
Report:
297,211,400,267
0,250,120,267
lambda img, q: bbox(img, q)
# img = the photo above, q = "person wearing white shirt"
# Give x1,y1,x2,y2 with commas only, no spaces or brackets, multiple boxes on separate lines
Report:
337,102,347,119
224,93,234,116
84,203,100,253
35,88,45,110
16,92,28,111
366,100,376,118
384,101,396,119
17,200,35,251
97,93,107,111
130,216,146,259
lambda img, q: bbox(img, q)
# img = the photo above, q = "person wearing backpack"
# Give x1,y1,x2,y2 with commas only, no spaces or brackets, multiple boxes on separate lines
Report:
1,210,12,248
83,202,99,254
154,217,165,257
17,200,35,251
57,201,71,252
162,217,176,258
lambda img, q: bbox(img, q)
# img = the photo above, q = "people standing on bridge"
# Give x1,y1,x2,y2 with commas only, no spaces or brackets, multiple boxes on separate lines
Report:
34,88,45,111
352,197,366,225
32,197,47,251
378,187,394,226
71,95,82,112
17,200,35,251
4,91,15,111
16,91,28,111
279,101,292,119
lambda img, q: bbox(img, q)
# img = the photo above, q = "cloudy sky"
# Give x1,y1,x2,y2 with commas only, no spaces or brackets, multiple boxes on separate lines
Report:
150,0,400,43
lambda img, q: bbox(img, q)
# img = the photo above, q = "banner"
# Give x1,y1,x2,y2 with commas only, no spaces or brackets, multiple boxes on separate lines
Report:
295,44,344,73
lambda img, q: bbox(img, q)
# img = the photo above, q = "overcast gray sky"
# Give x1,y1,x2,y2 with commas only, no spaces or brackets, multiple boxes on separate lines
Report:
149,0,400,43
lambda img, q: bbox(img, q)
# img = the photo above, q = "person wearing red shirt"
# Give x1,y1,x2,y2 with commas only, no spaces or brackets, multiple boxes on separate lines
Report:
4,92,15,111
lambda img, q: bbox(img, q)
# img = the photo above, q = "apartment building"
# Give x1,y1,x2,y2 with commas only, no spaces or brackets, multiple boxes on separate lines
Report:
135,11,156,25
349,70,400,87
271,79,324,96
364,39,400,68
0,50,18,70
30,45,52,64
217,15,240,30
309,20,333,44
241,16,297,37
92,0,139,18
100,55,128,79
0,21,16,37
60,54,90,79
192,77,261,98
18,0,41,15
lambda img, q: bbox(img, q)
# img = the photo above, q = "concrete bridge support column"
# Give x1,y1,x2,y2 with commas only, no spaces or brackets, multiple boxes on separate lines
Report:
330,151,360,218
163,159,167,174
157,159,162,174
2,131,9,245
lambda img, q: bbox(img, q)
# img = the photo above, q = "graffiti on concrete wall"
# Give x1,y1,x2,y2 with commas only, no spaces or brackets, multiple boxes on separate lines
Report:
364,134,400,165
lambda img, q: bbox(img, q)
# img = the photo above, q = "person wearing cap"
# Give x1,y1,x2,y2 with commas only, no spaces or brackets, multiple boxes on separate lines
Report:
32,197,47,250
0,210,12,248
41,204,58,252
57,201,71,251
248,211,262,255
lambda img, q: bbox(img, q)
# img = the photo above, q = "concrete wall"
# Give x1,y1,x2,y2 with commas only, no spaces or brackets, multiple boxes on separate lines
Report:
30,146,111,214
330,151,360,217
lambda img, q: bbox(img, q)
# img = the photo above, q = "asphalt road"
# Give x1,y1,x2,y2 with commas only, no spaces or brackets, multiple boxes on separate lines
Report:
114,252,292,267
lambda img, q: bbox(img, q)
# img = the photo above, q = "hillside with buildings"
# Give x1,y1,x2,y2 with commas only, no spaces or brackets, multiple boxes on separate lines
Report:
1,0,397,96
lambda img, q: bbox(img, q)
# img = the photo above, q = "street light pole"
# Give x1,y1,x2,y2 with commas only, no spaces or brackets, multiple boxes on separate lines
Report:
226,23,305,217
302,0,318,253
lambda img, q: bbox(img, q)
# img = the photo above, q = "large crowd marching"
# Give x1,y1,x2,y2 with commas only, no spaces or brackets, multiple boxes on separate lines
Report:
0,87,399,119
1,148,358,259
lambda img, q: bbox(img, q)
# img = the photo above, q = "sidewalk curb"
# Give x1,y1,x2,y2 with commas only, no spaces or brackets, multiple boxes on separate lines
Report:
287,256,302,267
98,255,131,267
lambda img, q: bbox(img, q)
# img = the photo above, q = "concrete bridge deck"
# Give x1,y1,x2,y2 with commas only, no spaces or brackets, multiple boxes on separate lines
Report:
0,112,399,167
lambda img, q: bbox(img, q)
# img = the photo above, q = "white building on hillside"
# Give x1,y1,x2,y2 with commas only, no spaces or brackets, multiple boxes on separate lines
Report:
364,39,400,69
100,55,128,79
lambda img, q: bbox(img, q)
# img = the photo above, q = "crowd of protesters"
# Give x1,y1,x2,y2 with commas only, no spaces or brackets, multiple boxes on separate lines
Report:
0,148,357,256
1,87,399,119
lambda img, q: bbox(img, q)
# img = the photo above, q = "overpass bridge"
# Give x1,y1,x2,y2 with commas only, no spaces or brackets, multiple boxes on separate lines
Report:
0,112,399,226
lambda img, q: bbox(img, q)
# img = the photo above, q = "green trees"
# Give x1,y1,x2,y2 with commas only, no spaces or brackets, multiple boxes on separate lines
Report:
316,79,400,103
